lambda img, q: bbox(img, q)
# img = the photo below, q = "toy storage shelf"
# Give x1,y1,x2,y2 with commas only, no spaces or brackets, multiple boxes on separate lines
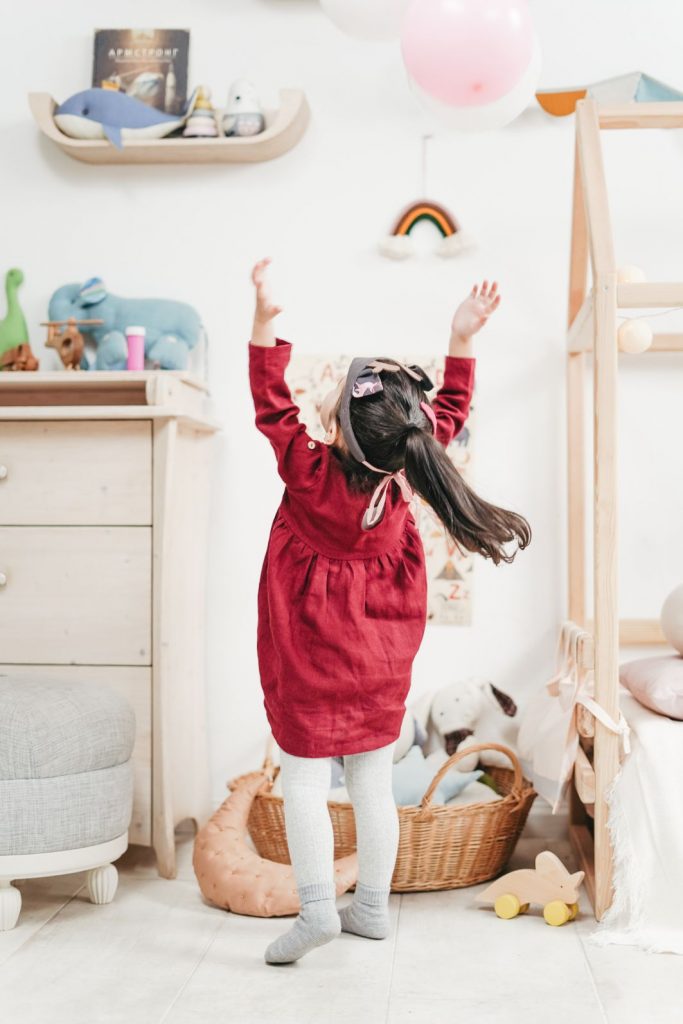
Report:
28,90,310,165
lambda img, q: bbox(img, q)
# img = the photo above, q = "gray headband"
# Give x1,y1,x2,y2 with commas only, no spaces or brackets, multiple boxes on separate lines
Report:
339,357,435,471
339,357,376,465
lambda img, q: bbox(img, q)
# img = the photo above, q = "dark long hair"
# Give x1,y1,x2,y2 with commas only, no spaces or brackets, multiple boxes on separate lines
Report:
334,363,531,565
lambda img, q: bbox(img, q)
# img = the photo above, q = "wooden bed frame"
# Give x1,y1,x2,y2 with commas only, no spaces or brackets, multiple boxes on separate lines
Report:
565,98,681,920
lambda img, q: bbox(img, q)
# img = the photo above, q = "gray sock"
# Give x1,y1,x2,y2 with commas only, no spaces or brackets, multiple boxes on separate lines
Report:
265,883,341,965
339,883,391,940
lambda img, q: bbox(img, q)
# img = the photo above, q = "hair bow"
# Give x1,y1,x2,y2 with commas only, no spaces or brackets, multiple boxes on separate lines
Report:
350,359,434,400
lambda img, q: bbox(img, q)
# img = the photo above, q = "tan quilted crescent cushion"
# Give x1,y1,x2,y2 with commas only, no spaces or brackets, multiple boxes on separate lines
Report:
193,770,357,917
620,656,683,720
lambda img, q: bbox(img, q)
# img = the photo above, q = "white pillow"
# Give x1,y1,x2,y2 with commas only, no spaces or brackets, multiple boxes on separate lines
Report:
619,656,683,720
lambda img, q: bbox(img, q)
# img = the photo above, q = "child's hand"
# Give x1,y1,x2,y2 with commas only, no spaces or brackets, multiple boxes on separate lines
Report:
451,280,501,343
251,258,283,323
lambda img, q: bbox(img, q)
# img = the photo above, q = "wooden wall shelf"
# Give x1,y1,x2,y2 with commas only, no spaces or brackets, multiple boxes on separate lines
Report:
28,90,310,165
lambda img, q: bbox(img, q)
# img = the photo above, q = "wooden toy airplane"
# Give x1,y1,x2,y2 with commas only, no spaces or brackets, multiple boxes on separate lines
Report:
477,851,585,926
41,318,102,370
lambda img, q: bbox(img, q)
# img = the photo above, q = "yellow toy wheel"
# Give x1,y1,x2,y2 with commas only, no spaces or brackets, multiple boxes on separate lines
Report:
567,902,579,921
543,900,571,927
494,894,521,920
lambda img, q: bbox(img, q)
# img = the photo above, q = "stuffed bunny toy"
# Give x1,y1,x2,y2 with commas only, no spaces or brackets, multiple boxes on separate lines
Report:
411,676,518,772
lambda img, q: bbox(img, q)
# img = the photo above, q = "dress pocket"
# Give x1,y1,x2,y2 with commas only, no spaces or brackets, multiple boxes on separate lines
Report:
363,550,427,623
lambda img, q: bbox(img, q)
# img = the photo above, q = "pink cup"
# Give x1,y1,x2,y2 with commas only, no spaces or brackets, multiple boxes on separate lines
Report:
125,326,146,371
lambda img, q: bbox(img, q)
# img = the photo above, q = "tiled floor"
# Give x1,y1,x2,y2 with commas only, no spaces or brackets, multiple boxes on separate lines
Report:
1,815,681,1024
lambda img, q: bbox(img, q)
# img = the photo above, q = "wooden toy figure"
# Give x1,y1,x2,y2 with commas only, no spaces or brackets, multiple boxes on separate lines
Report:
42,318,102,370
476,851,585,926
183,86,218,138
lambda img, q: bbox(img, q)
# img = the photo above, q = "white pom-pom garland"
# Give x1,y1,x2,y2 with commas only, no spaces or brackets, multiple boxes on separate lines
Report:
616,265,647,284
617,318,653,354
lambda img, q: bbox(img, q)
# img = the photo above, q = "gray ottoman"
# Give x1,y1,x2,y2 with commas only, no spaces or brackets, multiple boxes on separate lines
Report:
0,678,135,930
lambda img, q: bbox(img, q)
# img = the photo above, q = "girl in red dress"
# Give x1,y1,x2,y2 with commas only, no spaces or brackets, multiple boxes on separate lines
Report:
249,259,530,964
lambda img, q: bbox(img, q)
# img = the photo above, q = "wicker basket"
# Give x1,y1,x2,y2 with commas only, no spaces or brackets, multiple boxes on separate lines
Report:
237,740,536,892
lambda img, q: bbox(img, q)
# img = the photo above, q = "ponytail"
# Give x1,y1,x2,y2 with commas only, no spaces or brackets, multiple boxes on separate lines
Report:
403,427,531,565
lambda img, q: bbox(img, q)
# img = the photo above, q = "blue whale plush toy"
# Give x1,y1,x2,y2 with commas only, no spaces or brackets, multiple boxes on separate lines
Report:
54,88,197,149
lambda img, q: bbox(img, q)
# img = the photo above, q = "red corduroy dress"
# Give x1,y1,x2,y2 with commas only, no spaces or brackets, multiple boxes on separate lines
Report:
250,339,475,757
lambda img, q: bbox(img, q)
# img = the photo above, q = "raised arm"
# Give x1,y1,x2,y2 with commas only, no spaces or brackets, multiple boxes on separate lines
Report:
250,257,282,347
431,280,501,446
248,259,325,490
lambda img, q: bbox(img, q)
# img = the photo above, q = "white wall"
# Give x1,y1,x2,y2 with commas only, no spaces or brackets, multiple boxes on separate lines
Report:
3,0,682,802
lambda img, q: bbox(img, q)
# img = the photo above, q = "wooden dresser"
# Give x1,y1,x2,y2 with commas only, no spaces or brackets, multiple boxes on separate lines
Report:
0,372,219,878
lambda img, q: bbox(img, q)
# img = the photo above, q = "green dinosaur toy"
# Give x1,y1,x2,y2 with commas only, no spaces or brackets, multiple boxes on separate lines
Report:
0,268,38,371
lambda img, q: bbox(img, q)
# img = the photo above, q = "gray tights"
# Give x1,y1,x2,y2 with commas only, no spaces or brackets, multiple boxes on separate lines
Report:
279,742,399,896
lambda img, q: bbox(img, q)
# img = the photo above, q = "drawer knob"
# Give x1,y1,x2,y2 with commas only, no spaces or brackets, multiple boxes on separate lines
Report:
0,465,7,480
0,572,6,587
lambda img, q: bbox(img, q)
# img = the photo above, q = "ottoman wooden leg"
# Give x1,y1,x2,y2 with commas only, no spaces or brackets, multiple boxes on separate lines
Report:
0,880,21,930
87,864,119,905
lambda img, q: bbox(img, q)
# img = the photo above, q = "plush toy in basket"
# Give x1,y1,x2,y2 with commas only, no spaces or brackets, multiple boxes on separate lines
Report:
412,676,519,769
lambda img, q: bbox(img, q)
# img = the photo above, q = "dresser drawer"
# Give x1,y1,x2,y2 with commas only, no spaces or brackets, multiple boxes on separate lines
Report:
0,527,151,665
0,664,151,846
0,421,151,526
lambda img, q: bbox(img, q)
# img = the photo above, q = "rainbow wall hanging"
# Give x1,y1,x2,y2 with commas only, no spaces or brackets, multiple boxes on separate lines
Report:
379,199,473,260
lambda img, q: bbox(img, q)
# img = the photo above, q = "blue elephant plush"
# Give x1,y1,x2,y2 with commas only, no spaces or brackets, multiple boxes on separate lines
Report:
48,277,202,370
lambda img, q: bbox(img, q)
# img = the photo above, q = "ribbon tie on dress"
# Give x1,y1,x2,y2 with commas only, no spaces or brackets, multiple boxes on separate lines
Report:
362,469,415,531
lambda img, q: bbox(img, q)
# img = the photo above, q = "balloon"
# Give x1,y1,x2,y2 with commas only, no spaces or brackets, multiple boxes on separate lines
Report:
401,0,535,106
410,36,542,133
320,0,412,42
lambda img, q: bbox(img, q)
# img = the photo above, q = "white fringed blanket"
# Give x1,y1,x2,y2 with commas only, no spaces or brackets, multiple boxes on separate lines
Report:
591,692,683,954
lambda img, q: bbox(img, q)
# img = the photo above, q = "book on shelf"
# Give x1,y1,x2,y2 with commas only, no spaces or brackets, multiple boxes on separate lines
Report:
92,28,190,115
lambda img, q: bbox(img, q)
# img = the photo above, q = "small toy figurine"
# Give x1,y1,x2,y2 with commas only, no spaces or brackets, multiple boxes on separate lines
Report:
183,86,218,138
476,851,585,926
222,79,265,137
0,268,39,371
42,318,102,370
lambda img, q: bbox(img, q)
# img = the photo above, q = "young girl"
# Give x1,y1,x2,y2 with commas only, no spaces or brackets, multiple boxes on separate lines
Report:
249,259,530,965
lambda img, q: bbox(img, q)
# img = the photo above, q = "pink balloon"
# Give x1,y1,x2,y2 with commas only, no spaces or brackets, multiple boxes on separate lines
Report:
401,0,535,107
